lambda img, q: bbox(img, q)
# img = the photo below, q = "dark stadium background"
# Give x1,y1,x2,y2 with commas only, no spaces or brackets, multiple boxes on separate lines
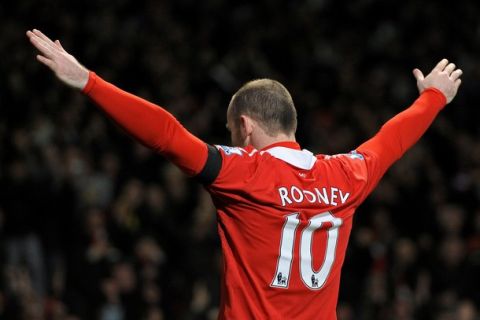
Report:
1,0,480,319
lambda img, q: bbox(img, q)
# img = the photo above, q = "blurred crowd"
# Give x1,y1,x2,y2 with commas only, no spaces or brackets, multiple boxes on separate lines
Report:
1,0,480,319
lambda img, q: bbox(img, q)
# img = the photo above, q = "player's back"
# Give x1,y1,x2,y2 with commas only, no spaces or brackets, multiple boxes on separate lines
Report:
205,142,371,320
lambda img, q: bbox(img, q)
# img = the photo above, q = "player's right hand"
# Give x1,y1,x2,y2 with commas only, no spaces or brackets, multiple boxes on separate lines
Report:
27,29,89,90
413,58,462,104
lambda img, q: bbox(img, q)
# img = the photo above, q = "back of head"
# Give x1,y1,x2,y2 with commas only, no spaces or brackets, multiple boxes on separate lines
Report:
228,79,297,136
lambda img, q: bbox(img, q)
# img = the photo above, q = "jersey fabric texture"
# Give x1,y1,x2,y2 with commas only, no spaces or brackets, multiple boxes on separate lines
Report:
82,71,447,319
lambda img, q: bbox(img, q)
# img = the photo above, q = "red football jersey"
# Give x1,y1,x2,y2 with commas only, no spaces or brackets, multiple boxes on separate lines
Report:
205,141,383,319
82,72,446,319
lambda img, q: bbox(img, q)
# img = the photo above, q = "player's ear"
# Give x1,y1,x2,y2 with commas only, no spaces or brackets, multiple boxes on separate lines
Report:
239,115,254,136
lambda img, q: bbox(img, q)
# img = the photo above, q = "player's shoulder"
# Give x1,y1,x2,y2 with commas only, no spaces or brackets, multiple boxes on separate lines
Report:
316,150,369,183
213,145,260,173
205,145,263,188
319,150,366,162
309,149,365,175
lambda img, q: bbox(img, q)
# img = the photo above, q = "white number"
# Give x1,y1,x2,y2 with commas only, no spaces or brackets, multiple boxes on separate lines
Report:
270,213,300,288
271,212,342,290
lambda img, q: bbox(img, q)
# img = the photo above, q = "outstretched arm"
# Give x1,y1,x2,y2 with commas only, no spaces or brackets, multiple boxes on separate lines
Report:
356,59,462,192
27,29,215,177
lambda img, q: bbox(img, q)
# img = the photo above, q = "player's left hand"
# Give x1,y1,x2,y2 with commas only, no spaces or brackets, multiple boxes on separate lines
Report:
27,29,89,90
413,58,462,104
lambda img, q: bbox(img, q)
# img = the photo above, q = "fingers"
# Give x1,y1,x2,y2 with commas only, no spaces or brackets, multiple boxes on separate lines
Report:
455,79,462,90
431,58,462,81
444,63,456,76
28,33,55,59
432,59,461,78
433,58,449,72
36,54,56,70
451,68,463,81
27,29,61,56
55,40,65,51
413,68,424,81
32,29,57,48
418,58,463,103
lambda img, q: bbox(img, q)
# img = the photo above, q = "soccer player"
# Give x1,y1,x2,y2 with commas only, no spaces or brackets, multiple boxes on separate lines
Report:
27,29,462,319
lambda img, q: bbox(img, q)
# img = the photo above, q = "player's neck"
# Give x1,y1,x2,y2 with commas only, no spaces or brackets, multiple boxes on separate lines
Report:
250,132,296,150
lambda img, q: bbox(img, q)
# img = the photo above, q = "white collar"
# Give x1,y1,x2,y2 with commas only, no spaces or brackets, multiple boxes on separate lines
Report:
265,146,317,170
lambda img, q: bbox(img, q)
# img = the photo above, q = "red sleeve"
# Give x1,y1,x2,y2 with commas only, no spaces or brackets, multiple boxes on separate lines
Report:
82,71,208,176
355,87,447,196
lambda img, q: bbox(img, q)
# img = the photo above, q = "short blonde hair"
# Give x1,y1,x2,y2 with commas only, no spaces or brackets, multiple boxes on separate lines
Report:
229,79,297,136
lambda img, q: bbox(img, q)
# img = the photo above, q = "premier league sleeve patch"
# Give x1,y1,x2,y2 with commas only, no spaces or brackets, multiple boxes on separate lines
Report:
347,150,364,160
216,145,244,156
328,150,365,161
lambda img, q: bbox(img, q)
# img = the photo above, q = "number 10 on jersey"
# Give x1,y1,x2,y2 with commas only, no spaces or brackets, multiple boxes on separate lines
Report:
271,212,342,290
